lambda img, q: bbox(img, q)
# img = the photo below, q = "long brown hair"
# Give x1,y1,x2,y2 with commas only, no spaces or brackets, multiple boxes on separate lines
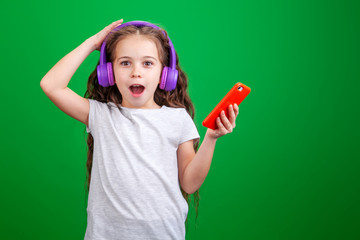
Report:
83,23,201,230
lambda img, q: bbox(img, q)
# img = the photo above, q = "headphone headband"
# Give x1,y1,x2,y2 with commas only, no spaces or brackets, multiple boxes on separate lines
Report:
99,21,176,70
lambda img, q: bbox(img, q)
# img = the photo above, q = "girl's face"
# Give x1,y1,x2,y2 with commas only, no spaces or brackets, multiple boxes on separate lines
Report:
113,35,162,109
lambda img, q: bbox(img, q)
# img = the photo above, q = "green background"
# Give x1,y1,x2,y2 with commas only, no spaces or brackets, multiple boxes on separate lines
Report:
1,0,359,239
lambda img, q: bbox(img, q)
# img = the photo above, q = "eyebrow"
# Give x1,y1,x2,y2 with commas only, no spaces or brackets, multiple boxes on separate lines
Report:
117,56,158,62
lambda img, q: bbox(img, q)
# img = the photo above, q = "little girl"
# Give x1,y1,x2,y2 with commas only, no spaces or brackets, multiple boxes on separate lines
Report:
40,19,239,240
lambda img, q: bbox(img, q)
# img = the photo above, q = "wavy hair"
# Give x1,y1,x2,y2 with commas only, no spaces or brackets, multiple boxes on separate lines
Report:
82,23,200,230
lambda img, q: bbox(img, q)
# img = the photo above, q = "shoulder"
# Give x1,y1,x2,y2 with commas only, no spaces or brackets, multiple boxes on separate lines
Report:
162,106,189,117
88,99,108,106
88,99,118,110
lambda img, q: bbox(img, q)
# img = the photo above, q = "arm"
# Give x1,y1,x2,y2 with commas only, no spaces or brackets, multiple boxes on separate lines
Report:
40,19,123,92
40,38,95,92
178,104,239,194
40,20,123,125
178,132,217,194
39,38,96,126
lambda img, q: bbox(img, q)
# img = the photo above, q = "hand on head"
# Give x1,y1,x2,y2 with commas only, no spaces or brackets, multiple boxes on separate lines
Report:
89,19,124,51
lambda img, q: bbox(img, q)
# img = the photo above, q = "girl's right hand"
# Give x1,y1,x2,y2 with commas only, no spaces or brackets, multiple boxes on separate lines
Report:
89,19,124,51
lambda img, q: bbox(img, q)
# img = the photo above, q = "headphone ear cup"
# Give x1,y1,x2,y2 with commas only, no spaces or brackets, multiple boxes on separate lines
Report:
97,64,108,87
107,62,115,86
160,66,168,90
96,62,114,87
163,68,178,91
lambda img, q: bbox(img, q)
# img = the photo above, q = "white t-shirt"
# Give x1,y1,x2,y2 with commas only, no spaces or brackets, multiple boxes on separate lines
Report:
84,99,200,240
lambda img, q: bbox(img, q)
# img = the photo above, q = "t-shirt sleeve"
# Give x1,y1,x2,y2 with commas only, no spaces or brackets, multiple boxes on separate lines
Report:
86,99,95,134
178,109,200,145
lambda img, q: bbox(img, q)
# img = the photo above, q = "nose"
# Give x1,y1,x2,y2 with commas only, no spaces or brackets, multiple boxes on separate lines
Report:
131,73,141,78
130,65,142,78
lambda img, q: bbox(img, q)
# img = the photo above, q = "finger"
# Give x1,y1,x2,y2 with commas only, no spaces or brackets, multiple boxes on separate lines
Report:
108,20,122,31
108,19,124,33
216,117,227,135
104,19,123,31
112,19,124,27
220,110,233,133
100,20,124,38
234,103,239,117
228,105,236,128
110,19,123,26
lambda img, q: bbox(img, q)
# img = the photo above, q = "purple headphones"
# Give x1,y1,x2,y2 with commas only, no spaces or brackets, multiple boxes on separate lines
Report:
97,21,178,91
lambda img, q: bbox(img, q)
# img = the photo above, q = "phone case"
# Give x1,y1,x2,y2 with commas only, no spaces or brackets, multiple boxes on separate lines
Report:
202,82,251,130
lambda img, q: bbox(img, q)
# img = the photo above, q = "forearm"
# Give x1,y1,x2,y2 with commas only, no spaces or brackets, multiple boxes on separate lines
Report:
183,131,217,194
40,37,95,93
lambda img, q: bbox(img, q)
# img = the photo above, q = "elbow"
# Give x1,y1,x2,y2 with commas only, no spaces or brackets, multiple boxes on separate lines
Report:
40,79,48,91
180,169,201,194
180,173,201,194
186,189,197,195
187,187,199,195
181,184,198,195
40,79,54,93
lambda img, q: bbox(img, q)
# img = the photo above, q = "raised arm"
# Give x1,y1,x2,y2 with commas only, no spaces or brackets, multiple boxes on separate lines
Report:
40,38,95,125
40,19,124,126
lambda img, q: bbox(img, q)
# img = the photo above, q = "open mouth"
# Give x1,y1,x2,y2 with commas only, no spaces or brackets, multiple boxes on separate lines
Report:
129,84,145,96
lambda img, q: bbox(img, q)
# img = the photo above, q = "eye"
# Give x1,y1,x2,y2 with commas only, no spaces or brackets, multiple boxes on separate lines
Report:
120,61,130,66
144,61,153,66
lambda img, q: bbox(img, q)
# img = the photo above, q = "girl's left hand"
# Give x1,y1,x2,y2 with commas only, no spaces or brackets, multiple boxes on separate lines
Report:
205,104,239,140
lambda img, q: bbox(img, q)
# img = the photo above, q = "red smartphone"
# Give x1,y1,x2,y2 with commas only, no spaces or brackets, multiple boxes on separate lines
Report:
202,82,251,130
